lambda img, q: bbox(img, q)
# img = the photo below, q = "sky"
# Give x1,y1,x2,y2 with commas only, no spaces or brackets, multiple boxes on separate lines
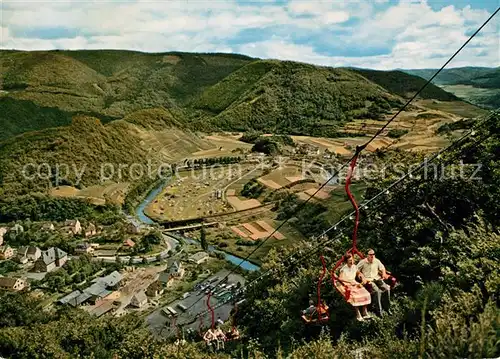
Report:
1,0,498,70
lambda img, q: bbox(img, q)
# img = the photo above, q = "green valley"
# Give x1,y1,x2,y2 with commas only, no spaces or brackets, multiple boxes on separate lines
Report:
0,49,497,359
404,67,500,109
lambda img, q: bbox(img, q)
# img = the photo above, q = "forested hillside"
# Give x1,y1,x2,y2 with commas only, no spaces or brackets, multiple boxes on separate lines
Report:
353,69,460,101
0,50,464,141
0,108,209,199
194,62,402,135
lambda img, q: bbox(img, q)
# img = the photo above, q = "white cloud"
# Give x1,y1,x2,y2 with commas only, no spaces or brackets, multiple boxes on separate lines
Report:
0,0,498,69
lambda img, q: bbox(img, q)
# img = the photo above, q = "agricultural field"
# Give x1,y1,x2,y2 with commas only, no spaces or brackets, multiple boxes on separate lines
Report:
205,219,297,264
290,108,465,156
50,182,130,205
134,127,213,162
414,99,487,118
230,219,285,241
256,164,306,188
188,134,252,159
145,165,263,221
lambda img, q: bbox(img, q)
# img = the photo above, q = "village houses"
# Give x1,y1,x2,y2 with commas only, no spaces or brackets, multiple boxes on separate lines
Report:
0,227,8,246
169,261,185,278
75,242,94,255
17,246,42,264
85,223,97,238
64,220,82,235
57,271,123,308
0,277,28,292
123,239,135,249
0,245,14,260
33,247,68,272
11,224,24,234
158,271,175,288
189,251,209,265
146,280,164,297
126,223,141,234
42,223,55,231
130,290,148,308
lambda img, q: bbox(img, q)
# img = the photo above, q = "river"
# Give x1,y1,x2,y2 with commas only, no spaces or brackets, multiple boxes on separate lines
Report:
135,180,260,272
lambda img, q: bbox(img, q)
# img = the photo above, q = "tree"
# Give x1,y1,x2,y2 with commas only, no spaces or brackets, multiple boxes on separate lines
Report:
142,231,162,245
200,226,208,251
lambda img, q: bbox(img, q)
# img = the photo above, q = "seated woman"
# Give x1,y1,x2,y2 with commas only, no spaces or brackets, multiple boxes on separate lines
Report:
339,253,372,321
203,327,217,350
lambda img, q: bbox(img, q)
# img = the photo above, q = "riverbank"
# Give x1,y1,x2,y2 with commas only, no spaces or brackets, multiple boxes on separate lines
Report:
135,178,170,225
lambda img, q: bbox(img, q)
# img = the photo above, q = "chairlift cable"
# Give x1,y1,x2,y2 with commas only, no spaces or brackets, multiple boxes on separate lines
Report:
178,12,498,316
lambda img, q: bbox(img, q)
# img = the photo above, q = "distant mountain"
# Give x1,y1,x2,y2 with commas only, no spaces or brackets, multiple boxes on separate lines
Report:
403,67,498,86
403,67,500,108
352,69,460,101
0,50,466,141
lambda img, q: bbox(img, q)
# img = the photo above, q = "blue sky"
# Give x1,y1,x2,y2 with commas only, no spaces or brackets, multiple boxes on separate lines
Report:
1,0,498,69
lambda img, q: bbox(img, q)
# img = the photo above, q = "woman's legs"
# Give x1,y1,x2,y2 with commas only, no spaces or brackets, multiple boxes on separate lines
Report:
362,306,372,318
354,306,363,320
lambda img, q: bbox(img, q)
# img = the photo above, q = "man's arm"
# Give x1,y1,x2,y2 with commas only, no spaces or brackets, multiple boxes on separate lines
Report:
357,261,367,280
203,331,211,341
378,259,387,278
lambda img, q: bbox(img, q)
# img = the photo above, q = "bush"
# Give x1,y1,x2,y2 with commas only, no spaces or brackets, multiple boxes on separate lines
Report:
387,129,409,138
252,138,280,155
239,131,263,143
241,179,265,199
437,118,475,134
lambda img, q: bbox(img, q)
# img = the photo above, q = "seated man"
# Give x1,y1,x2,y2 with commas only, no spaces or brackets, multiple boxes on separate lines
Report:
302,300,329,322
302,300,316,317
357,249,391,316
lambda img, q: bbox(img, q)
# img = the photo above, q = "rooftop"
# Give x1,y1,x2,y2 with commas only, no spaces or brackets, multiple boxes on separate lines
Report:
0,277,24,287
91,271,122,287
189,252,209,261
38,247,67,265
132,290,147,303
